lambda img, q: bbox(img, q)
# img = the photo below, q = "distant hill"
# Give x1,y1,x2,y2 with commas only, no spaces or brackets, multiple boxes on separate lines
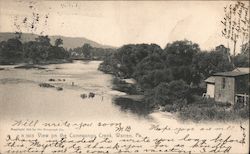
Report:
0,32,115,49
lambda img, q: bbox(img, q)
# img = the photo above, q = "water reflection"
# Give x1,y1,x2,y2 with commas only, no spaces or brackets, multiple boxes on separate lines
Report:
113,97,153,116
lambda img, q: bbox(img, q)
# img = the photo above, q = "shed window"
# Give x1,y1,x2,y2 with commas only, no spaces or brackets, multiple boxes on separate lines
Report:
222,78,226,89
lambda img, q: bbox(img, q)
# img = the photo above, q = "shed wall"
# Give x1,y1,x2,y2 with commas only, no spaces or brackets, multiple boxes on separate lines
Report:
215,77,235,104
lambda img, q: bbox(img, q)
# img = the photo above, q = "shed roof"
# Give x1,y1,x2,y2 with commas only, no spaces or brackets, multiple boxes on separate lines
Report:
205,76,215,83
213,71,249,77
233,67,249,73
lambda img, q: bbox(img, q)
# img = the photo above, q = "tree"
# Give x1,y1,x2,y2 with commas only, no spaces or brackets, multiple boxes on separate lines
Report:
163,40,200,67
145,80,191,109
221,1,249,62
47,46,68,60
35,35,51,47
23,41,46,63
55,38,63,47
162,40,200,84
133,53,168,89
22,36,52,63
0,38,23,62
115,44,163,77
81,43,92,59
15,32,22,39
192,44,234,80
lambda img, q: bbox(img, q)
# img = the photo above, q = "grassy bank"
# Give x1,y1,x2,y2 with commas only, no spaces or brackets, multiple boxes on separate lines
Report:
177,97,249,122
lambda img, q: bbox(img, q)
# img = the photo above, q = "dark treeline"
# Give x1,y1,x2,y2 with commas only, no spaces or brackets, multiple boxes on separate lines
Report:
99,40,249,121
69,43,115,60
0,35,69,64
0,33,115,65
100,40,249,90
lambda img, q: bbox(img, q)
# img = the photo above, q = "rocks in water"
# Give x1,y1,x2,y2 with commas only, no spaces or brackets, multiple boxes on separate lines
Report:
57,79,66,81
39,83,55,88
80,94,87,99
49,78,56,81
48,78,66,82
80,92,95,99
56,87,63,91
41,77,66,91
39,83,64,91
88,92,95,98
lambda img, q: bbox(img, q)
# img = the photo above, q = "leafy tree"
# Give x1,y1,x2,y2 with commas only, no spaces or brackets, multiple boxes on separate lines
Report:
55,38,63,47
145,80,191,108
35,35,51,47
15,32,22,39
171,65,194,84
23,41,47,63
163,40,200,66
0,38,23,63
22,36,52,63
115,44,163,77
133,53,168,89
48,46,68,60
162,40,200,84
192,44,234,80
81,43,92,59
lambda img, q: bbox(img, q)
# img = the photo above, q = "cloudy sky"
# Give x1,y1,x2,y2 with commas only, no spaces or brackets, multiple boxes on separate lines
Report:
0,0,249,52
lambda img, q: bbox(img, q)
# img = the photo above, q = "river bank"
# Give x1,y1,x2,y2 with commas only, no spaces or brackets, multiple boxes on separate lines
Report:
99,63,249,122
13,59,73,70
108,77,156,116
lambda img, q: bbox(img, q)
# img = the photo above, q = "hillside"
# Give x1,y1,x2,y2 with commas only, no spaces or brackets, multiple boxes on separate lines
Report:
0,32,115,49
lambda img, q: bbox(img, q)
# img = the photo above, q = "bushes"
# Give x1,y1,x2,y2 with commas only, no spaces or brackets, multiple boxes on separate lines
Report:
135,69,173,90
144,80,191,109
178,97,249,122
233,101,249,119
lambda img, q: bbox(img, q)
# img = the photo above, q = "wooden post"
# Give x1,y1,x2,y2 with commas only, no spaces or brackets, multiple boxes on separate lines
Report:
235,96,238,104
244,93,247,106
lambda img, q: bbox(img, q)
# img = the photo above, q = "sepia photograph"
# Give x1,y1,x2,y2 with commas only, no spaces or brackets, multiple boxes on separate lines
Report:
0,0,249,153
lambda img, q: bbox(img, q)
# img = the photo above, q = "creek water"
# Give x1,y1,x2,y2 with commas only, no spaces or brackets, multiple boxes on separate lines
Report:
0,60,174,123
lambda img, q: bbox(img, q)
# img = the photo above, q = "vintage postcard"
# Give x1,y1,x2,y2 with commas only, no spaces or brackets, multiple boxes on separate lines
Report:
0,0,249,154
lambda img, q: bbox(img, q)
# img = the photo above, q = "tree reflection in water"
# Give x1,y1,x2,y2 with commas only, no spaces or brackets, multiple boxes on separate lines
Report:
113,97,153,116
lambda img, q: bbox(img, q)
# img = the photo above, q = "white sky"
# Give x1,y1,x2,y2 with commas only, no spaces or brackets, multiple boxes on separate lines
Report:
0,0,249,52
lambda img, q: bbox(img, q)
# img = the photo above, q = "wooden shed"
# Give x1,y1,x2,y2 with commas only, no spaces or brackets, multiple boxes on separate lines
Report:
205,68,249,104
